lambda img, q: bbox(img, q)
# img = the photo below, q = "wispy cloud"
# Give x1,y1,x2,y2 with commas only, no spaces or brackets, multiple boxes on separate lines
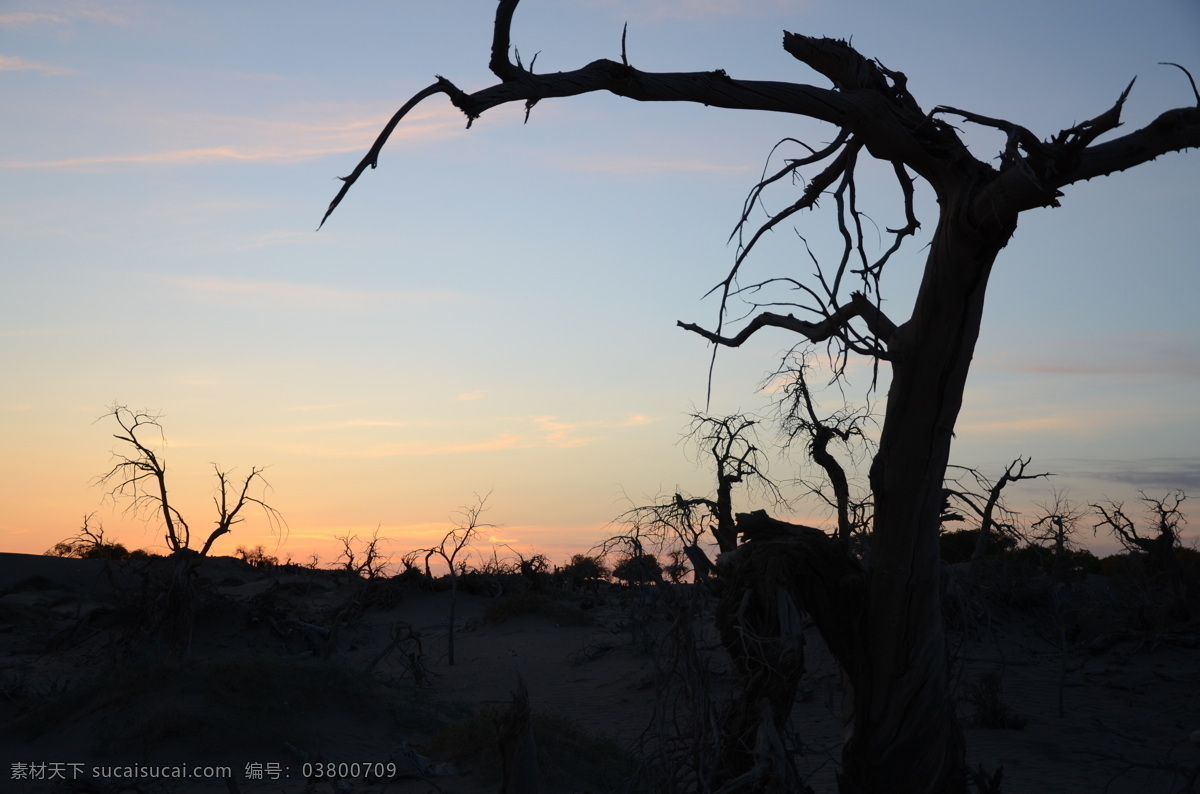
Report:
957,410,1120,438
0,3,140,28
0,12,66,27
0,54,73,75
2,103,463,171
148,273,477,312
1068,457,1200,492
455,391,485,402
982,333,1200,380
617,413,660,427
513,413,661,448
527,415,601,448
282,412,658,458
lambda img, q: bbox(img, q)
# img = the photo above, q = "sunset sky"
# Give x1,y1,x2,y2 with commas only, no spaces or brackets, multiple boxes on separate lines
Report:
3,0,1199,567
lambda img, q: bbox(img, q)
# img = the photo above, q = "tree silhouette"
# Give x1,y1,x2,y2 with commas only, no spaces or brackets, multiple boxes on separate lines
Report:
96,405,285,557
320,3,1200,790
417,492,494,666
616,412,782,579
945,456,1052,572
1094,489,1188,577
769,348,874,549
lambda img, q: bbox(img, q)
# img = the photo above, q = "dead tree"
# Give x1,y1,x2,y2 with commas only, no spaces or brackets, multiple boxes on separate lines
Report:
46,512,126,559
769,348,874,549
319,3,1200,790
417,491,494,666
688,413,782,555
1093,490,1188,580
1030,489,1087,583
945,456,1052,572
618,412,782,577
96,405,285,557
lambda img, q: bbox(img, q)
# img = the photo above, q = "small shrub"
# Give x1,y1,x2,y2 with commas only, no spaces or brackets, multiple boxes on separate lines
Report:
561,554,609,588
235,545,279,568
46,538,137,561
612,553,662,585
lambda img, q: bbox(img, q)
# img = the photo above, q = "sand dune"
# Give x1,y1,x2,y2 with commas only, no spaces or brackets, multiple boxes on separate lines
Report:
1,552,1196,792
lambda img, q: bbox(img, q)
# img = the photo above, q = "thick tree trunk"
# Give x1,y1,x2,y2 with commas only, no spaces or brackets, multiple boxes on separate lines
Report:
317,7,1200,792
718,513,864,790
714,475,737,553
844,202,1012,793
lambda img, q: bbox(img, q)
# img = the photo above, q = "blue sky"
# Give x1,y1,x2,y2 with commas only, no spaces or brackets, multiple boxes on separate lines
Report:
2,0,1199,564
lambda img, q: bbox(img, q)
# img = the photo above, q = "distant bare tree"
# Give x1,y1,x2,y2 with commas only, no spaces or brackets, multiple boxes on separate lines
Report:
1093,490,1188,576
1030,489,1087,583
688,413,783,555
769,348,874,548
418,492,495,665
335,525,392,579
46,513,134,559
946,456,1052,572
614,412,783,581
95,405,285,557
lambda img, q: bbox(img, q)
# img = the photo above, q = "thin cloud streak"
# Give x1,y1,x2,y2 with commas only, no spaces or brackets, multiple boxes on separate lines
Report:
1,105,463,171
957,411,1115,437
0,3,140,28
1067,457,1200,492
0,54,73,75
282,412,660,457
0,13,66,26
982,334,1200,380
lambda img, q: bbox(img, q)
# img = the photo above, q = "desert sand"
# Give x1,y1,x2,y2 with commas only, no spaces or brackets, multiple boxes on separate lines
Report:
1,551,1197,793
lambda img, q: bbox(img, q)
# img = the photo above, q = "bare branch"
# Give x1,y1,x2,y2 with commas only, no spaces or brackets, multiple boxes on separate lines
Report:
767,348,875,545
678,290,896,354
1092,489,1187,569
95,405,189,552
197,465,288,557
318,79,459,229
945,456,1051,566
94,404,284,557
1159,62,1200,105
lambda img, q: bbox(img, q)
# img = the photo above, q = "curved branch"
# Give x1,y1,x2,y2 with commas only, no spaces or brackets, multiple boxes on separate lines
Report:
318,79,460,229
319,1,979,228
1159,62,1200,105
678,290,895,354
